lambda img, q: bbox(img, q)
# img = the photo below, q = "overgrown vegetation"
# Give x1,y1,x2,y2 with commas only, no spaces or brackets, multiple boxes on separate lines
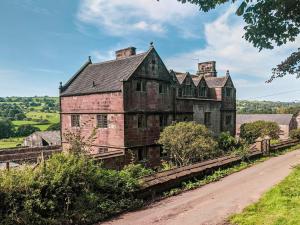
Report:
157,122,218,167
240,120,280,143
290,128,300,140
0,153,150,225
231,164,300,225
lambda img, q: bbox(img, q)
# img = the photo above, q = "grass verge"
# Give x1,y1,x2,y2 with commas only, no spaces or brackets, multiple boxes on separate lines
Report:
230,164,300,225
162,144,300,198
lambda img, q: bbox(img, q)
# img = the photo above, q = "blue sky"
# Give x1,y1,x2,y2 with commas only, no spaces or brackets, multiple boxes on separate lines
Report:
0,0,299,101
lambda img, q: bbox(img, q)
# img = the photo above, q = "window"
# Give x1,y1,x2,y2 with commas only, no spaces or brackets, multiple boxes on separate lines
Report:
97,114,108,128
98,147,108,154
71,115,80,127
178,87,182,97
138,115,147,128
159,83,167,94
136,80,146,92
199,85,207,97
225,115,232,125
159,114,168,127
184,84,191,96
204,112,211,126
225,87,232,97
136,81,141,91
137,147,147,161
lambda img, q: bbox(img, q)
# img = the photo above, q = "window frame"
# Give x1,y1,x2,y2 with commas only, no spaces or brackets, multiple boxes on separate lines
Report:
97,114,108,128
71,114,80,127
204,112,211,126
225,115,232,126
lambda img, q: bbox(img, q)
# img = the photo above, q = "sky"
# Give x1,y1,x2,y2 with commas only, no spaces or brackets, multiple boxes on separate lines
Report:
0,0,299,101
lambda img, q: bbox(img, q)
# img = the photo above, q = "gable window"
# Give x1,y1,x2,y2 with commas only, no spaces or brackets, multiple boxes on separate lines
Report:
159,82,167,94
71,115,80,127
136,80,146,92
138,114,147,128
204,112,211,126
178,87,182,97
225,87,232,97
97,114,108,128
199,85,207,97
225,115,232,125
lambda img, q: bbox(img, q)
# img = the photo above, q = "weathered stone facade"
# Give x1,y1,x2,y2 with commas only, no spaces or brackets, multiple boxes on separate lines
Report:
60,45,236,169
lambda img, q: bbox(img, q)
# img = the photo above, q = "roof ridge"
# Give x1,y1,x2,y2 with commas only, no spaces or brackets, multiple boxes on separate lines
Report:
91,52,147,66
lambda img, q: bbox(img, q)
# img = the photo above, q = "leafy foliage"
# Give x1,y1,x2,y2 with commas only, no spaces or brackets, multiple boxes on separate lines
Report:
15,124,41,137
46,123,60,131
175,0,300,80
290,128,300,140
217,132,239,152
240,120,280,143
0,153,144,225
0,119,15,139
157,122,218,167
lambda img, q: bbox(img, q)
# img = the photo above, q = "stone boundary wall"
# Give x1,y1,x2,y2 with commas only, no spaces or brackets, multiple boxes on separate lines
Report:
0,145,62,163
137,138,300,199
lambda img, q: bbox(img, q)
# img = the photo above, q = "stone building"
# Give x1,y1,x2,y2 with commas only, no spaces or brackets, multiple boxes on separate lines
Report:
23,131,61,147
60,45,236,169
236,114,299,140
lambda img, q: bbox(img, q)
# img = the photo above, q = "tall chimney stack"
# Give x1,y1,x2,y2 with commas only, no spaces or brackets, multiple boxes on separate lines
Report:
115,47,136,59
197,61,217,77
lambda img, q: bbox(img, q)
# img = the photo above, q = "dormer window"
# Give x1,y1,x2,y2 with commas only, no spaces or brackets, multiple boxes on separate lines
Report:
199,84,207,97
225,87,232,97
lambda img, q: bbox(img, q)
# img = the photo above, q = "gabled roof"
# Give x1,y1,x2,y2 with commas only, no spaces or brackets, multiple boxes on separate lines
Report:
192,75,204,86
60,49,151,96
29,131,61,145
205,76,229,88
236,114,294,126
174,72,187,84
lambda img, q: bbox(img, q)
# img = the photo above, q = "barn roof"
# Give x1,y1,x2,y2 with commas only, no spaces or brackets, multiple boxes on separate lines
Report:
60,49,151,96
236,114,294,126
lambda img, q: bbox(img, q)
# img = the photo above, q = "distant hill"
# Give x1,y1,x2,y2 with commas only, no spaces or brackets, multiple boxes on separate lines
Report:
237,100,300,115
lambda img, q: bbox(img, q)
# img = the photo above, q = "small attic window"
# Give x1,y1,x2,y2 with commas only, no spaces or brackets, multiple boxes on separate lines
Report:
92,81,96,87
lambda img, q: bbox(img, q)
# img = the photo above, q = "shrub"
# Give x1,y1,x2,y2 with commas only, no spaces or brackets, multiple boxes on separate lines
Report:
290,128,300,140
217,132,237,152
240,120,280,143
16,124,40,137
0,153,144,225
157,122,218,167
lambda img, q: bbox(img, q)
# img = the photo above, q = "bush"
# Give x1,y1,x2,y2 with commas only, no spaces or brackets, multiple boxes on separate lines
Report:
217,132,237,152
290,129,300,140
157,122,218,167
16,124,40,137
240,120,280,143
0,153,144,225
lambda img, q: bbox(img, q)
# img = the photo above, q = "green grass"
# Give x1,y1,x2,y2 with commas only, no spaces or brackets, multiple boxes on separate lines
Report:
26,112,59,123
230,165,300,225
0,137,24,148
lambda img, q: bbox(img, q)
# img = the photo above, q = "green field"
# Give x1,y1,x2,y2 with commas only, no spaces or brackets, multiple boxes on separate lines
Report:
0,137,24,148
0,97,60,148
231,165,300,225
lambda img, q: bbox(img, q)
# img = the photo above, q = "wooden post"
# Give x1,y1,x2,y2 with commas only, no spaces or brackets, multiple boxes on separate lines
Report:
264,135,271,155
255,137,263,152
6,162,9,171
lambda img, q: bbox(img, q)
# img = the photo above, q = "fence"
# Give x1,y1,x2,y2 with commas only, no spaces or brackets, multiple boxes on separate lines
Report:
137,138,300,199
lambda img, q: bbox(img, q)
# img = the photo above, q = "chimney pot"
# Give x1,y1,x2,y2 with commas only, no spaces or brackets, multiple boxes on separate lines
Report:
197,61,217,77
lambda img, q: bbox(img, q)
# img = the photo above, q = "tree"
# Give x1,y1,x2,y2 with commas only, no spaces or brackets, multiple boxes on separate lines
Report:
0,119,14,139
240,120,280,143
175,0,300,81
16,124,40,137
157,122,217,167
46,122,61,131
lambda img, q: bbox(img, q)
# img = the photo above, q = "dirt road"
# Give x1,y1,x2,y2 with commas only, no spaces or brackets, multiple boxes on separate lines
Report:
102,149,300,225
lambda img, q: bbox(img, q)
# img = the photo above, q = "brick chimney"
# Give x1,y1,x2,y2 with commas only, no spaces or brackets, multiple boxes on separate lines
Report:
115,47,136,59
197,61,217,77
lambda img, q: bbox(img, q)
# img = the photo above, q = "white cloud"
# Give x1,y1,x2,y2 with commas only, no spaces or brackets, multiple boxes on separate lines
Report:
165,6,300,101
77,0,199,36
